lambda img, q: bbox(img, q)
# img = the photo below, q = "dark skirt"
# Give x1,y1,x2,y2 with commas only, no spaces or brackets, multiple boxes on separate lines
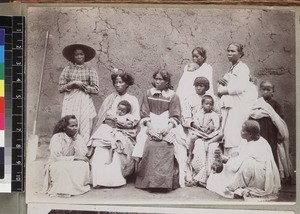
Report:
135,138,179,190
251,117,279,167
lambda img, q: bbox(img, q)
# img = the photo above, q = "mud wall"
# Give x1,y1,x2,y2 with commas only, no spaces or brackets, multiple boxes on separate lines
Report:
26,7,296,151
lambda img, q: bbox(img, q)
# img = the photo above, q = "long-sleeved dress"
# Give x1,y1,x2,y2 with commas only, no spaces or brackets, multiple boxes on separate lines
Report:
135,88,188,189
42,132,90,196
59,64,99,144
218,61,257,155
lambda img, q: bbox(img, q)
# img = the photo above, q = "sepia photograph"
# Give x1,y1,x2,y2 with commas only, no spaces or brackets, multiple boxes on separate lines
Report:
25,6,296,205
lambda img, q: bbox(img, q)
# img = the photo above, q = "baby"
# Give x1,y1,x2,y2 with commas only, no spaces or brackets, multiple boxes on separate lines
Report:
90,100,135,164
188,95,220,163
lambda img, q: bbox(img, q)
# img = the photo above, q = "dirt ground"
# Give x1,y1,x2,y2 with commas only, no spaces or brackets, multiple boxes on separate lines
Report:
25,142,296,205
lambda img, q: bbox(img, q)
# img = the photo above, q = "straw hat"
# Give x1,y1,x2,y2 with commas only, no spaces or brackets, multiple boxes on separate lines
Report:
62,44,96,63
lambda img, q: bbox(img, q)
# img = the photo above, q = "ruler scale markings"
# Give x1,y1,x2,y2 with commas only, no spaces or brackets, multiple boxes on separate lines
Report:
11,16,24,192
0,16,24,192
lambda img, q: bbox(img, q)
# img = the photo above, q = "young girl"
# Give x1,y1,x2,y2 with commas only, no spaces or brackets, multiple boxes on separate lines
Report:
89,100,135,164
187,95,220,164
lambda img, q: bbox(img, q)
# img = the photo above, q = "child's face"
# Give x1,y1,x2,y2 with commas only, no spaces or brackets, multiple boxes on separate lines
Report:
260,82,273,100
240,124,252,142
202,98,213,113
194,83,207,96
116,104,129,116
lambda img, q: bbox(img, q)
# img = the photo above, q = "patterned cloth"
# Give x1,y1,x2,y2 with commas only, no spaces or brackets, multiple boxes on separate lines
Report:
188,140,219,185
59,64,99,144
59,64,99,94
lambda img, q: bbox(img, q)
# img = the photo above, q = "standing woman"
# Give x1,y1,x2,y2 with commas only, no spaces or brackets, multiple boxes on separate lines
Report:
217,43,257,156
177,47,214,103
135,70,188,190
90,70,140,187
59,44,99,144
42,115,90,197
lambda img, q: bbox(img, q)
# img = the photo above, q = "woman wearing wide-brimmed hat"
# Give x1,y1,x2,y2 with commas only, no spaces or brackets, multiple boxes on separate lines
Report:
59,44,99,145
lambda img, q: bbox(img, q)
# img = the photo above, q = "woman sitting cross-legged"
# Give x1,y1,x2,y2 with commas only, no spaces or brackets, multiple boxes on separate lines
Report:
206,120,281,200
42,115,90,197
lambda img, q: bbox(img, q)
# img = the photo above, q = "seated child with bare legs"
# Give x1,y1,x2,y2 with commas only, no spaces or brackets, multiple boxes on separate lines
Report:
90,100,135,165
188,95,220,164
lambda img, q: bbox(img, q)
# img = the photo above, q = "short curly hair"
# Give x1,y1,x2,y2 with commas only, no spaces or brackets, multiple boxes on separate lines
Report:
243,120,260,140
193,76,210,91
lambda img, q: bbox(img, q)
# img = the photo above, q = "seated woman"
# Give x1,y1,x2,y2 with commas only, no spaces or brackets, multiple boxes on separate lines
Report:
42,115,90,197
206,120,281,200
89,70,140,187
135,70,188,190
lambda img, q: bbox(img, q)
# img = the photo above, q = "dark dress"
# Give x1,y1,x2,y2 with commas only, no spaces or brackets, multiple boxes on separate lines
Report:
251,98,283,167
135,89,181,190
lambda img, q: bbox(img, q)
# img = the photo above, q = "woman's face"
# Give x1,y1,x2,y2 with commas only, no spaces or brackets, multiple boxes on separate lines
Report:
65,118,78,137
74,49,85,65
192,50,205,66
227,45,241,64
154,73,168,90
114,76,128,95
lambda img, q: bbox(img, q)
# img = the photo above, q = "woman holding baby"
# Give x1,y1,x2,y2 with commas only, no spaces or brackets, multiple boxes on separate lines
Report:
89,70,140,187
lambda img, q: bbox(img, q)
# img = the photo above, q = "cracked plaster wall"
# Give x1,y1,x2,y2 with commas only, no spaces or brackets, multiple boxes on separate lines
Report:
27,7,296,151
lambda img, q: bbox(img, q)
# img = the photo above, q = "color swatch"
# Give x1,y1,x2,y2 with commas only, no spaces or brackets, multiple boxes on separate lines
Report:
0,28,4,179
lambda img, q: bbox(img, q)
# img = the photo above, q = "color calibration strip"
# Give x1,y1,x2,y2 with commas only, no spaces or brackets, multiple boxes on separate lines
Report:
0,16,25,192
0,29,4,180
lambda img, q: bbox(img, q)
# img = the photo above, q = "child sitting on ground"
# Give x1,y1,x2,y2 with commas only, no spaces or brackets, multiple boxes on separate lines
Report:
188,95,220,164
89,100,135,164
